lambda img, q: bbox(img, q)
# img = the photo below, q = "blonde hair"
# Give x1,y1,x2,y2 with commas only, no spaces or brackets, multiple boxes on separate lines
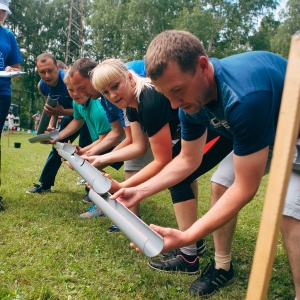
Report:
63,69,71,84
91,58,152,100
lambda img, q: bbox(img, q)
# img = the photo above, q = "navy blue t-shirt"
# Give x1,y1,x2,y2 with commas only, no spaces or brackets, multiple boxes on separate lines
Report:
39,69,73,109
180,51,287,156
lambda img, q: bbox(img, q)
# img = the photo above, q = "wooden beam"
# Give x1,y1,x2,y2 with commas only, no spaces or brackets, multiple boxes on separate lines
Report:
246,35,300,299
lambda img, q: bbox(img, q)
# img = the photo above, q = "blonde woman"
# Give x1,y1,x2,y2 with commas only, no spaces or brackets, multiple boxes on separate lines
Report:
87,59,233,274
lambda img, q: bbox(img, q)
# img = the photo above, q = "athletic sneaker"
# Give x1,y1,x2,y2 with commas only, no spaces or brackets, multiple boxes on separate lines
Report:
77,176,86,185
162,239,206,257
0,196,5,211
196,239,206,256
26,183,51,194
79,205,105,219
107,224,120,233
189,259,234,297
82,194,92,204
148,251,200,274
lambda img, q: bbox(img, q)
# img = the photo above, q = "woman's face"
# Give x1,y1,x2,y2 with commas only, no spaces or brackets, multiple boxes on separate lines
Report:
101,74,136,109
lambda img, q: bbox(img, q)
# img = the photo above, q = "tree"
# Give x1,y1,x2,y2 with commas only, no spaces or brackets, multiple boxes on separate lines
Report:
172,0,279,58
249,14,280,51
271,0,300,58
6,0,72,129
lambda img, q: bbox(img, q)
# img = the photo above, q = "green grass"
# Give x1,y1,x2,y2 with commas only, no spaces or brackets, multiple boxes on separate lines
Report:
0,132,294,300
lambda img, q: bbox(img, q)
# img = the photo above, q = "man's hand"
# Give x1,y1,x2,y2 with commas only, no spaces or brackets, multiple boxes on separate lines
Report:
130,224,186,254
44,102,64,116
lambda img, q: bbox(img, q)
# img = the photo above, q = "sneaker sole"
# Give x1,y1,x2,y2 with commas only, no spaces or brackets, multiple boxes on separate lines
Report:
26,190,51,194
148,262,200,275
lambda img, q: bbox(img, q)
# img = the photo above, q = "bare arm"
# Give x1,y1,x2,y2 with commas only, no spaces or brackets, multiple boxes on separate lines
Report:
110,131,207,208
149,146,269,253
120,123,173,188
85,119,125,156
85,121,148,166
113,126,132,151
51,119,85,143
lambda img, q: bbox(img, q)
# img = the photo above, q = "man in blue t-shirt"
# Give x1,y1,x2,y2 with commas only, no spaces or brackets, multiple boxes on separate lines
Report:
26,53,92,194
110,30,300,299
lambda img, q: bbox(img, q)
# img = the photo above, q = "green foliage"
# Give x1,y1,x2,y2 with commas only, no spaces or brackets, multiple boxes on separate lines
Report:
2,0,298,127
249,14,280,51
271,0,300,58
0,133,295,299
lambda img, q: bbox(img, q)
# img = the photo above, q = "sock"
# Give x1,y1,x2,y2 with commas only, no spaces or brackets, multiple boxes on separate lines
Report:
215,252,232,271
180,244,197,256
180,245,197,262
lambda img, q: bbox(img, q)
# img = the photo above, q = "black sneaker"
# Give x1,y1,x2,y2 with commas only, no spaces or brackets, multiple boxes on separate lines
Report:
149,252,200,274
0,196,5,211
26,183,51,194
107,224,120,233
189,259,234,297
196,239,206,256
162,239,206,257
82,194,92,204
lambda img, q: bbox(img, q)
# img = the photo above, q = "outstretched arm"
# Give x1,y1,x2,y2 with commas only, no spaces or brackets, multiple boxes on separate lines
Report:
85,121,148,167
110,131,207,208
135,146,269,254
85,119,125,156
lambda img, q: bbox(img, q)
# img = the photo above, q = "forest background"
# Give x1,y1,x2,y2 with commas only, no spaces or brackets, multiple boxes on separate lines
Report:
5,0,300,130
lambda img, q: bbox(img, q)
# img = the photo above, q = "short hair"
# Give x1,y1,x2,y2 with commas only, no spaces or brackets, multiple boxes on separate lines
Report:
69,58,97,79
145,30,207,80
63,69,71,84
36,53,57,65
90,58,152,100
57,60,68,70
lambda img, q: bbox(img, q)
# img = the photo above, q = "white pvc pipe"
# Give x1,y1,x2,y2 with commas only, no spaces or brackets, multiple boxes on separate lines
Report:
89,189,164,258
28,130,59,143
57,146,164,257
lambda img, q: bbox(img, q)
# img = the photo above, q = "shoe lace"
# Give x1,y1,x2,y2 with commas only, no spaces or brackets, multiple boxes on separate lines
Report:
200,259,217,280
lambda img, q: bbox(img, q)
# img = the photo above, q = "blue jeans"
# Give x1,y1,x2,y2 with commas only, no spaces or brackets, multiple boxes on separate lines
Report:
39,116,92,187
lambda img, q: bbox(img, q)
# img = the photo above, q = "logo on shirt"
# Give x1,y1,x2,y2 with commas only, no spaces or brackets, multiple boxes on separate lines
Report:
210,117,231,130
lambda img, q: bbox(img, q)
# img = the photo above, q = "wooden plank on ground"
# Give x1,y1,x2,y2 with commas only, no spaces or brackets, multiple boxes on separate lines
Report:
246,35,300,299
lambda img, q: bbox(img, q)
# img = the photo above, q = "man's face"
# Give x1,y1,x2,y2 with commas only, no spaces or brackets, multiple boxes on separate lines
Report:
70,71,101,99
37,58,59,87
151,59,212,114
65,81,89,105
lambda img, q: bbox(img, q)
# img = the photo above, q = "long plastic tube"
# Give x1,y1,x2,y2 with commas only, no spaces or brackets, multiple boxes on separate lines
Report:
57,149,112,194
57,147,164,257
89,189,164,257
36,95,59,135
28,130,59,143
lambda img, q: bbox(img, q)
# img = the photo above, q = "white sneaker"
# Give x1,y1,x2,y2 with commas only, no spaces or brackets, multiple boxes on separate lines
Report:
77,176,86,185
